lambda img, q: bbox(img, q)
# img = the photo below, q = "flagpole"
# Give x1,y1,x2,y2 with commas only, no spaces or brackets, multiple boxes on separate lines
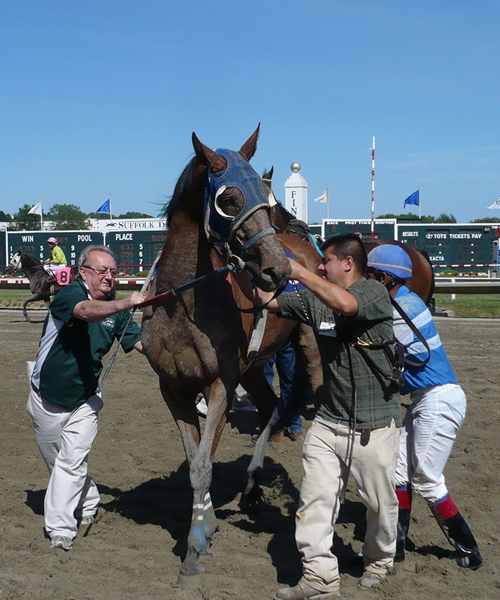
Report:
418,186,421,219
40,197,43,231
371,137,375,241
326,184,329,220
109,193,112,220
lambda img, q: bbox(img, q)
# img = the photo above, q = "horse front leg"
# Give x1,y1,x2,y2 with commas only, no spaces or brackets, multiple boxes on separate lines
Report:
165,379,231,579
22,293,44,321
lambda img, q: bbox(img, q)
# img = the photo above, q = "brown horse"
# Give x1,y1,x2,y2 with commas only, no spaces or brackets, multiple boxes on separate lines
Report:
264,178,435,304
141,127,324,581
5,251,77,321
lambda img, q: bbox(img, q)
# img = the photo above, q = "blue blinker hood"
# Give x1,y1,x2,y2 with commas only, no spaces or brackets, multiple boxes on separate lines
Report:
204,148,270,244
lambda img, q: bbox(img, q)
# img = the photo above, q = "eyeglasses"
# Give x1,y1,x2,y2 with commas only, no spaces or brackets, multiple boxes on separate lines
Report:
83,266,117,278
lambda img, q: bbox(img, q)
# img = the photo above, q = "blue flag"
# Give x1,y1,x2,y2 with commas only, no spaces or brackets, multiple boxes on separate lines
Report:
96,199,111,214
403,190,419,207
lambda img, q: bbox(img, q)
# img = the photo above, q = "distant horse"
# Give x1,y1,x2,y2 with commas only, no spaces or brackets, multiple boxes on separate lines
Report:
141,127,324,581
5,251,77,321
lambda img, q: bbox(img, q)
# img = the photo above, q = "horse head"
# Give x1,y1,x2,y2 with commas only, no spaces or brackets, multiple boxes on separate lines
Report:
5,251,22,275
191,126,291,292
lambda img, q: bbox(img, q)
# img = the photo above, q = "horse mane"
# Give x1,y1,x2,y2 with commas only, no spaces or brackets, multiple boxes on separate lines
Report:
21,254,43,269
274,200,294,227
163,155,200,227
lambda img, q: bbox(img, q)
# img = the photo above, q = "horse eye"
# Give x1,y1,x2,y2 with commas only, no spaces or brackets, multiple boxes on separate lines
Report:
218,194,242,216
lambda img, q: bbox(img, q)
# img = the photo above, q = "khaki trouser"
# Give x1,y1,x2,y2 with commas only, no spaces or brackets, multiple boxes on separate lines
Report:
296,415,400,593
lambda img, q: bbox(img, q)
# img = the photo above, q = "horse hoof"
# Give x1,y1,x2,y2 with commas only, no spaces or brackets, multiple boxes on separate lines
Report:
177,571,205,589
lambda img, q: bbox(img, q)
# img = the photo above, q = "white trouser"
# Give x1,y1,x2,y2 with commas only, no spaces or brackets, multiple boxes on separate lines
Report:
43,264,66,273
26,365,102,539
296,415,400,593
395,383,466,504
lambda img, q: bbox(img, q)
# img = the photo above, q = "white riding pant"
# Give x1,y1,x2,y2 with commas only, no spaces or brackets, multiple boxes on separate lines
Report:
395,383,466,504
26,363,102,539
296,415,400,593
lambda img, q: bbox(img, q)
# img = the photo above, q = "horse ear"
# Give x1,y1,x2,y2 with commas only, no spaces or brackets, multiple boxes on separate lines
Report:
192,133,227,173
262,166,274,181
239,124,260,162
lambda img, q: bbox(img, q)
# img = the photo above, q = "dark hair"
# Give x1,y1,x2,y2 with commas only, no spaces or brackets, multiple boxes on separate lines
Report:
320,233,367,274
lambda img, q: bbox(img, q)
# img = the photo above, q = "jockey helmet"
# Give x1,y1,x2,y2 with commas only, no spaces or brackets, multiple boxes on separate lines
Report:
47,237,58,244
367,245,412,281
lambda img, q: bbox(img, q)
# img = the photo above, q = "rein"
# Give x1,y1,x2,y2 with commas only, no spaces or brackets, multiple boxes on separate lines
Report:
135,248,246,310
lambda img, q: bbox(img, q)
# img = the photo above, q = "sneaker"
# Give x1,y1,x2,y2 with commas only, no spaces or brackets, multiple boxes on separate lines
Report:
80,514,95,526
358,571,386,590
285,430,305,442
274,580,340,600
196,397,208,417
51,536,73,551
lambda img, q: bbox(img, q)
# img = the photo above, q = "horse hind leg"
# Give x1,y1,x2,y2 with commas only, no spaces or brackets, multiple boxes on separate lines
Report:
22,293,45,322
238,367,278,509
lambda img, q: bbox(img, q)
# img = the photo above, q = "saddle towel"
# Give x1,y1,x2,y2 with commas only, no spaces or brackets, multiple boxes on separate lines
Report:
54,267,72,286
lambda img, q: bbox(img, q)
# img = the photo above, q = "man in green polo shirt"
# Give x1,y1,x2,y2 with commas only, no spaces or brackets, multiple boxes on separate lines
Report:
237,233,401,599
27,244,145,551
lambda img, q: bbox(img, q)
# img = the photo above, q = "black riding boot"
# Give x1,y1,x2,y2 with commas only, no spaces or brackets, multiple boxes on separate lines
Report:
430,496,483,570
395,508,411,562
395,485,412,562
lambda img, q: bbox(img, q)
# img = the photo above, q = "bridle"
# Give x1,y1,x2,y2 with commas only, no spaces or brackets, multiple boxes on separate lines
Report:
203,148,275,258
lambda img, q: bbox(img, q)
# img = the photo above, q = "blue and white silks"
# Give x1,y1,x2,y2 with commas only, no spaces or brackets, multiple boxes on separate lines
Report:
393,286,456,394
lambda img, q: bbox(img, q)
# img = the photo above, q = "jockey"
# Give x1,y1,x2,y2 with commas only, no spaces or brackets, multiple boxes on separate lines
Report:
367,244,483,571
43,237,67,279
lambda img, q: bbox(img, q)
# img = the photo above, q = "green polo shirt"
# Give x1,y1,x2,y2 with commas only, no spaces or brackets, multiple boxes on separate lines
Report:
276,277,401,429
31,279,141,409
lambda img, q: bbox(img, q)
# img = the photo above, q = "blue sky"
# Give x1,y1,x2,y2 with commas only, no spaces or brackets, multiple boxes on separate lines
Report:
1,0,499,224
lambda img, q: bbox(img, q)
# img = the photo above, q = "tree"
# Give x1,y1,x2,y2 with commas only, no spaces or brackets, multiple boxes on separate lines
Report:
117,211,154,219
46,204,89,230
90,210,155,219
435,213,457,223
377,212,436,223
12,204,44,230
470,217,500,223
0,210,12,221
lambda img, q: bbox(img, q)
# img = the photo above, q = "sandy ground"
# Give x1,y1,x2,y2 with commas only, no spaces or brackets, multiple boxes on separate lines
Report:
1,308,499,600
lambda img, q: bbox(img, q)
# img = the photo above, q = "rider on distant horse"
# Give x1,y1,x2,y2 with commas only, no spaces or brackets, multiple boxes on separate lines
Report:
43,237,67,281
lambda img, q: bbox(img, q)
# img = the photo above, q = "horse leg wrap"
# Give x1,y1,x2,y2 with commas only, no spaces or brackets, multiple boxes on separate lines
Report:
395,485,412,562
186,502,206,557
201,492,218,553
429,495,483,570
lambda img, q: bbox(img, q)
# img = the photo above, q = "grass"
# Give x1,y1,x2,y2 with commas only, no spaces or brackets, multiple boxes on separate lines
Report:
434,293,500,318
0,288,131,309
1,287,500,318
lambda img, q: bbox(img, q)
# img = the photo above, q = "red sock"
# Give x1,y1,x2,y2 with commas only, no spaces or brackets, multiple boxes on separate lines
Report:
431,494,458,520
396,485,412,510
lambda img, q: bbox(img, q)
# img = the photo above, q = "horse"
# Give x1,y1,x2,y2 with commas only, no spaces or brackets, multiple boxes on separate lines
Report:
141,127,325,582
5,251,77,321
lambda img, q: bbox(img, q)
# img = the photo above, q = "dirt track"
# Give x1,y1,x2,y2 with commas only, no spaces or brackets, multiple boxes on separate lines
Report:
1,309,499,600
